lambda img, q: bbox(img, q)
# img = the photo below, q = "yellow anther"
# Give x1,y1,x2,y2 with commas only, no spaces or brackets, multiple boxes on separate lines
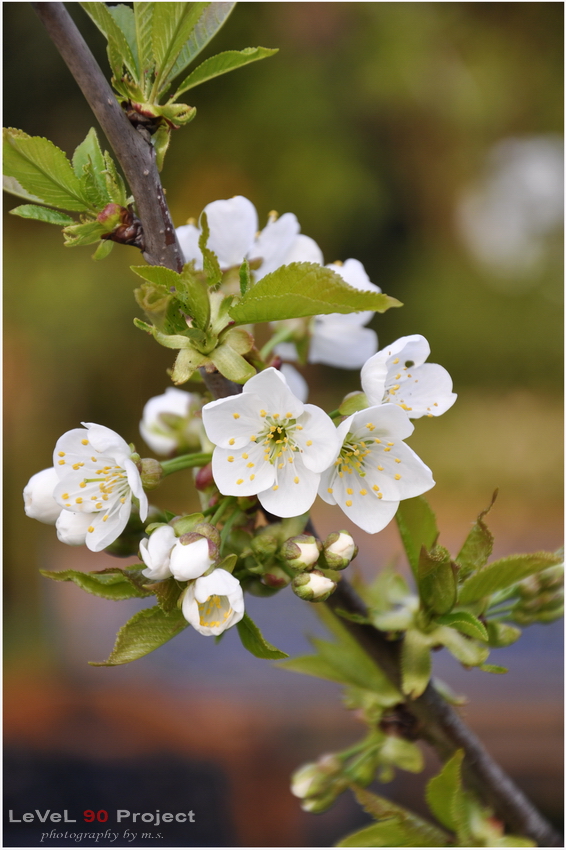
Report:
347,488,353,495
345,500,353,507
375,438,381,444
285,412,293,418
294,476,300,484
279,463,284,469
306,440,312,446
102,515,109,522
58,460,65,465
434,402,438,407
395,458,401,463
81,439,88,446
120,497,127,504
227,456,234,462
327,488,333,494
272,485,279,490
75,497,83,504
61,493,69,500
96,503,103,509
378,493,383,499
246,462,254,468
58,451,65,457
395,474,401,480
91,457,97,462
88,526,94,533
273,413,280,419
384,447,391,452
297,425,303,430
250,435,257,441
378,465,384,471
233,413,240,419
428,413,433,418
372,485,380,492
236,479,244,485
393,358,399,364
395,374,401,380
260,410,266,417
360,489,367,495
387,442,394,446
250,474,255,481
229,438,235,445
242,453,249,459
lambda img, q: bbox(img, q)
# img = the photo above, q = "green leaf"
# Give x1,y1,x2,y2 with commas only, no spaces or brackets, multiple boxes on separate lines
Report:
401,628,431,698
144,576,182,612
239,258,251,296
210,342,256,384
479,663,508,674
337,819,443,848
9,205,74,226
417,545,457,615
229,262,401,324
178,264,211,329
168,2,236,81
72,127,106,183
131,263,180,288
152,2,209,91
3,174,44,203
3,129,92,212
343,786,450,847
198,212,222,285
379,736,424,773
425,749,464,832
81,2,139,79
90,605,187,666
458,551,563,605
435,610,488,642
434,626,490,667
134,2,156,88
40,567,152,601
395,496,439,579
63,220,107,247
174,46,278,96
485,620,521,647
93,239,114,260
277,653,348,683
102,152,129,206
456,491,497,579
171,347,209,384
338,392,369,416
109,4,139,74
236,613,288,659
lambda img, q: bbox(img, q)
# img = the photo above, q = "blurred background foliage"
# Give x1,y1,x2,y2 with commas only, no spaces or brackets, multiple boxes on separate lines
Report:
3,3,563,844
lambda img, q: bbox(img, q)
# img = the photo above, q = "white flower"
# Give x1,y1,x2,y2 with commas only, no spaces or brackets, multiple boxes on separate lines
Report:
182,569,244,636
51,423,148,553
139,525,177,580
140,388,204,455
279,364,308,402
319,405,434,534
360,334,457,419
325,532,357,562
23,467,61,524
169,534,217,581
275,258,381,369
292,570,337,602
202,368,340,518
55,510,92,546
176,196,321,279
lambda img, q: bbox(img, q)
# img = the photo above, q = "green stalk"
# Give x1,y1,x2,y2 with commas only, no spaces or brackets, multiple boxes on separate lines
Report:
160,452,212,477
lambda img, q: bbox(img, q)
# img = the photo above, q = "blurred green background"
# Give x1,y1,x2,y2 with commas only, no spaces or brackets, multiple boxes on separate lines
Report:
4,3,563,846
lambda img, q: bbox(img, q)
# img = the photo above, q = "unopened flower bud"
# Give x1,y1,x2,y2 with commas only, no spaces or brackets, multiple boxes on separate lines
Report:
23,467,61,524
170,533,218,580
281,534,321,571
194,462,215,491
139,458,163,490
322,531,358,570
191,522,221,548
292,569,337,602
251,528,280,559
262,566,292,589
291,755,346,812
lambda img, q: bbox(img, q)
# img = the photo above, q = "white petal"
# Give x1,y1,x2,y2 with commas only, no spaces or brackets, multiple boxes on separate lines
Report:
212,442,274,496
142,387,194,424
23,467,61,524
194,569,242,603
294,404,340,473
204,196,258,268
309,323,378,368
81,422,132,459
362,441,434,502
360,348,390,405
87,498,131,552
251,212,300,279
56,510,92,546
176,222,203,267
327,473,400,534
280,364,309,402
387,363,457,418
123,457,148,521
258,455,320,517
324,258,381,326
243,367,305,419
140,525,176,580
274,342,299,362
350,404,415,443
170,536,214,581
283,234,324,265
139,424,178,456
202,392,263,449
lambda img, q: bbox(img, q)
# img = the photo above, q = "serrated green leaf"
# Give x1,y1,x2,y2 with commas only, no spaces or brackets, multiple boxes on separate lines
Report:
435,610,488,642
134,2,156,88
485,620,521,647
395,496,439,579
239,258,251,296
379,736,424,773
3,174,44,203
131,263,180,288
109,4,139,74
236,612,288,659
344,786,450,847
90,605,187,666
178,264,211,329
81,2,139,79
277,653,347,683
425,749,464,832
479,663,508,674
458,551,563,605
456,491,497,579
434,625,490,667
9,204,75,226
40,567,152,601
337,819,438,847
3,129,93,212
168,2,236,81
229,262,401,324
198,211,222,286
152,2,209,92
63,220,107,247
418,545,457,615
144,576,182,612
401,628,431,698
103,152,129,206
72,127,106,182
173,46,278,97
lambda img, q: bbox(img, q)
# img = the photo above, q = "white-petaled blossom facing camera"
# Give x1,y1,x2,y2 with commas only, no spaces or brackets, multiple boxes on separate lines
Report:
361,334,457,418
139,524,177,581
181,569,245,636
139,387,205,455
202,368,340,518
23,467,61,524
176,195,321,278
319,404,434,534
49,423,148,552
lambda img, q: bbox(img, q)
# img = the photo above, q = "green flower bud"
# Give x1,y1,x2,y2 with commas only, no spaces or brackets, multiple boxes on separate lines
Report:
171,512,205,537
281,534,321,571
262,566,292,589
292,569,337,602
191,522,221,548
139,458,163,490
322,531,358,570
178,531,219,566
251,528,280,559
242,576,279,597
291,755,347,812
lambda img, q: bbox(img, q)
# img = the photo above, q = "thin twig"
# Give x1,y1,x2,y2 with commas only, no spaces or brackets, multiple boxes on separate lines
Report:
33,4,562,845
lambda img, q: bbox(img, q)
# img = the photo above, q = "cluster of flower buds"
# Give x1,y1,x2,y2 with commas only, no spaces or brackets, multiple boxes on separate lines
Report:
291,755,348,813
281,531,358,602
511,564,564,625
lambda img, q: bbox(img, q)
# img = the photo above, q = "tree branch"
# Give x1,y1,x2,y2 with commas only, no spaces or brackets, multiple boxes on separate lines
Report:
33,4,561,846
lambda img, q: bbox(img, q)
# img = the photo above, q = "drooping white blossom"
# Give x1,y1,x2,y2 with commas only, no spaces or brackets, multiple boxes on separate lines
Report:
202,368,340,518
360,335,457,419
176,196,321,279
50,423,148,552
181,569,244,636
23,467,61,524
275,258,381,369
140,387,204,455
169,534,217,581
319,404,434,534
139,525,177,580
55,510,93,546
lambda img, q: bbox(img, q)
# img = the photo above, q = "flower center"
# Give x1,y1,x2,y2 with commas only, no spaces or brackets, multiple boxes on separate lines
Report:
334,432,372,478
259,414,299,466
198,594,232,628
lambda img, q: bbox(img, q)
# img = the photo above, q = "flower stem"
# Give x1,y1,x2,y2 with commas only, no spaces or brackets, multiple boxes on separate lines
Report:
211,496,236,526
160,452,212,477
260,327,295,361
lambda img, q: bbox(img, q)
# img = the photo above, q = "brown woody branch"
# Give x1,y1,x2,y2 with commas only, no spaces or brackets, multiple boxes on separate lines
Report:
33,4,561,846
